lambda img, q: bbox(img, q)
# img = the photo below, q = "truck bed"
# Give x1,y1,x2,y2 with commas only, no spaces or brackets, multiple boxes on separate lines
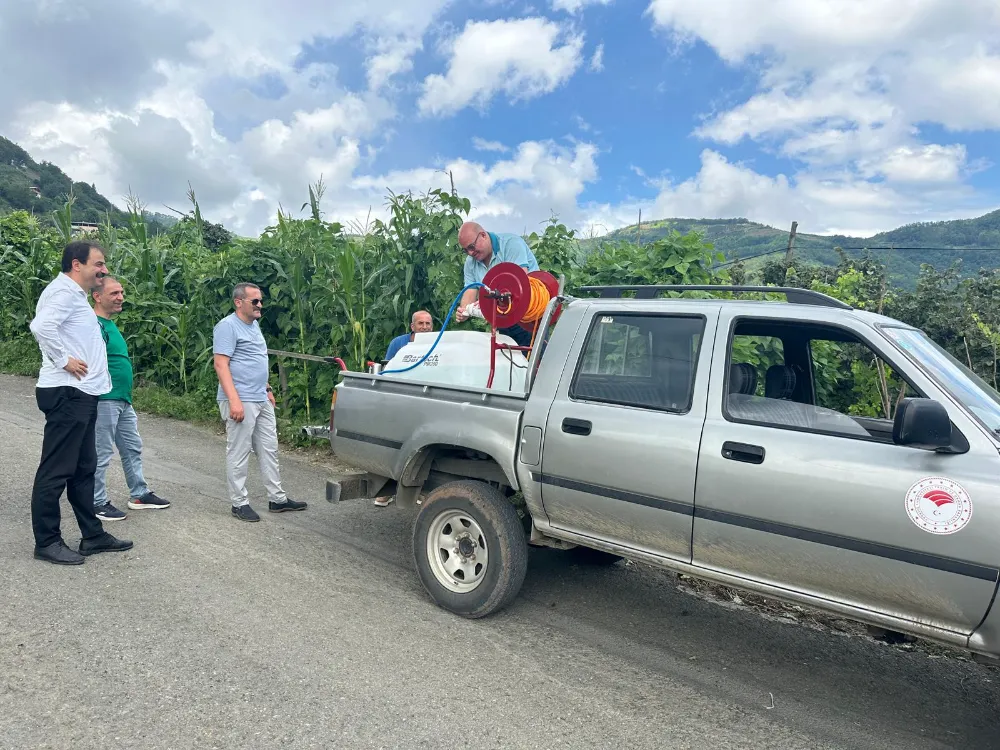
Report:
331,371,529,490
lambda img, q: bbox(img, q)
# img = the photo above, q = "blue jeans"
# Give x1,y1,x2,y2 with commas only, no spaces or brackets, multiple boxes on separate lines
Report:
94,399,150,508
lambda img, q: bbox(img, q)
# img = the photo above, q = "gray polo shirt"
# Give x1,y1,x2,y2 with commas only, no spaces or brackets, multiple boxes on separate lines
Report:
213,313,269,402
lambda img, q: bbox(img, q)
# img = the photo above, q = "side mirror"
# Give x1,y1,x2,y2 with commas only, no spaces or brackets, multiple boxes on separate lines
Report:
893,398,951,450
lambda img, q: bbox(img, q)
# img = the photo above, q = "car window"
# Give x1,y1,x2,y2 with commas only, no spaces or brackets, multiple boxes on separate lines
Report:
578,315,652,377
573,313,705,412
726,319,920,442
810,340,917,422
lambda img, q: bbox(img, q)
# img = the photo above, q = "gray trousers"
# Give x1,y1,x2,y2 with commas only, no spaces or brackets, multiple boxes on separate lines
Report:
219,400,287,508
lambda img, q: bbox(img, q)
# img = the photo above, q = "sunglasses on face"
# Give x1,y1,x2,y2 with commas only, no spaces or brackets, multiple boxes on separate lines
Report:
243,298,263,306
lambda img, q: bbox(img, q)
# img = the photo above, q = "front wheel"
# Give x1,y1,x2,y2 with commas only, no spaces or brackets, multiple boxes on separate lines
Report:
412,480,528,618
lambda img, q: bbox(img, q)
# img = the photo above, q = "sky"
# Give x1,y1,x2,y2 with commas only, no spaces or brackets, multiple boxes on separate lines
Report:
2,0,999,239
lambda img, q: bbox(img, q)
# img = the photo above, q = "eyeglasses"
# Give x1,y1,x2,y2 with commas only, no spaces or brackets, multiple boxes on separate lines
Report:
243,298,263,306
462,233,482,254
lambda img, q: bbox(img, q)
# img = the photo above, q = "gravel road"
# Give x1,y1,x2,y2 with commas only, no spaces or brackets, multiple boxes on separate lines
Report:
0,373,997,750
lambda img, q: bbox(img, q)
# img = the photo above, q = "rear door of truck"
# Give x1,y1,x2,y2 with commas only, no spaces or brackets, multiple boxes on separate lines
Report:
535,302,719,562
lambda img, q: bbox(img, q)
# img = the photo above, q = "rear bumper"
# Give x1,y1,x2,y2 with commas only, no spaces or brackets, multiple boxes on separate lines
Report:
325,473,392,503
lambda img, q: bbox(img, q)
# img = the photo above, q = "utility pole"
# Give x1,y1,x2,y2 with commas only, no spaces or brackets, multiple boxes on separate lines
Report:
784,220,798,266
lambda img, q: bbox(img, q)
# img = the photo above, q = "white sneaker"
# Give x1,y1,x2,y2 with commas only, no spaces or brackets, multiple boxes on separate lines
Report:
373,496,394,507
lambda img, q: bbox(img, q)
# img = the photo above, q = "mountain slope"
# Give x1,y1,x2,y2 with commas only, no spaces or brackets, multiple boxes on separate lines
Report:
590,211,1000,287
0,136,131,225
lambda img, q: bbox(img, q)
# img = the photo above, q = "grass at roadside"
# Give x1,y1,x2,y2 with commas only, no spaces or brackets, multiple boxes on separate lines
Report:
0,336,330,452
132,383,219,425
0,337,43,377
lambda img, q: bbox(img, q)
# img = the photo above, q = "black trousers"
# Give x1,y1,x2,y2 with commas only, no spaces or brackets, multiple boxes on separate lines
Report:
499,324,532,347
31,386,104,547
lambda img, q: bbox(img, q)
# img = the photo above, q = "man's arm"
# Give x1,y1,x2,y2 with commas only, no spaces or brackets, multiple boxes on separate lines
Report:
213,354,245,421
455,287,480,321
456,259,481,322
28,288,88,377
213,322,244,421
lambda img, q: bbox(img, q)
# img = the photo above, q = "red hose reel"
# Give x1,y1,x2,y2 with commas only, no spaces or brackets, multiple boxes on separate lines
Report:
478,262,561,329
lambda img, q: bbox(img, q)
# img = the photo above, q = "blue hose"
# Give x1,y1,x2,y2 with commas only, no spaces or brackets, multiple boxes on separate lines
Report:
381,282,485,374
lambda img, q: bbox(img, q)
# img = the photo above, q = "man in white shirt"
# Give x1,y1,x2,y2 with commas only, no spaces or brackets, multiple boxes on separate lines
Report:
28,241,134,565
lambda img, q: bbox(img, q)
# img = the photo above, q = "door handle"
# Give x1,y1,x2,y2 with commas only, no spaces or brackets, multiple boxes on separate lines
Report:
722,441,765,464
562,418,592,436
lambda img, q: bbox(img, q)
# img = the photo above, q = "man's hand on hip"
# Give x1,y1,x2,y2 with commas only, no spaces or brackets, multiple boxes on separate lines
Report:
63,357,88,379
228,397,245,422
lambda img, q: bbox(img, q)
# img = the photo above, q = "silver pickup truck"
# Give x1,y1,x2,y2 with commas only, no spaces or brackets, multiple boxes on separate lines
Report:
327,284,1000,662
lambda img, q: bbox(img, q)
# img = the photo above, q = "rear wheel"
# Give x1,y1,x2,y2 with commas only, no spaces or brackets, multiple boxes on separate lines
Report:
412,480,528,618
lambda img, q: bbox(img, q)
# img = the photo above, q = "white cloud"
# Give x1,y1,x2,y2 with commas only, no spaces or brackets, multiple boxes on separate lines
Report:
154,0,451,77
366,35,425,90
863,145,968,184
2,0,452,235
418,18,585,116
472,138,509,153
553,0,614,12
647,0,1000,210
694,76,896,146
584,149,986,239
3,0,995,245
590,43,605,72
647,0,1000,67
352,140,601,233
650,0,1000,137
0,0,205,116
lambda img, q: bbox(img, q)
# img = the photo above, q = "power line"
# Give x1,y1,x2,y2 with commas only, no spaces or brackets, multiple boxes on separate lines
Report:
838,246,1000,251
715,245,1000,268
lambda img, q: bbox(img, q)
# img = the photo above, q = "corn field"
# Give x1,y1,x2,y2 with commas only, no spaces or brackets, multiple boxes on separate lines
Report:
0,181,727,425
4,180,1000,430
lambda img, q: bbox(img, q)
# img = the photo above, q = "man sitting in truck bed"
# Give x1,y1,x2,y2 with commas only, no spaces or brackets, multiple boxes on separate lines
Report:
384,310,433,362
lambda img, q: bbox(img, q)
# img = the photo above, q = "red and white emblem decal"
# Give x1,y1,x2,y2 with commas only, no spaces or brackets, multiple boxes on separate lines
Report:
904,477,973,535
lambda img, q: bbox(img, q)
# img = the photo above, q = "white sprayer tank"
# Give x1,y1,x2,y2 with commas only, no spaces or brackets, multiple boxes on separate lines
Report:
382,331,529,391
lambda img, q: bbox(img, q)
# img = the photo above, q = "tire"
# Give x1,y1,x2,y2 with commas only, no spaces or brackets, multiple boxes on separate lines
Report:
412,480,528,618
570,546,624,566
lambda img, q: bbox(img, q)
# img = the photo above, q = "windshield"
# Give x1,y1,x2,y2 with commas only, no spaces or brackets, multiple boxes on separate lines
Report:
882,325,1000,435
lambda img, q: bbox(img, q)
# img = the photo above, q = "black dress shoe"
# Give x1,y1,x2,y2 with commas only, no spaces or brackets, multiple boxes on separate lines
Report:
79,533,134,556
34,541,85,565
232,504,260,522
269,499,307,512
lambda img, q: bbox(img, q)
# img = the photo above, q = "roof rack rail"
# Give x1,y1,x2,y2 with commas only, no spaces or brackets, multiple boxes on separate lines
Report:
575,284,852,310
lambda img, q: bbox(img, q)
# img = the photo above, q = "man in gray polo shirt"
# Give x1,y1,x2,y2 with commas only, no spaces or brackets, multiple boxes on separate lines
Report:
213,282,307,522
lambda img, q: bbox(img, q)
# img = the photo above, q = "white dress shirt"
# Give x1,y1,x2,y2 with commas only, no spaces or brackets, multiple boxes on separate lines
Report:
29,272,111,396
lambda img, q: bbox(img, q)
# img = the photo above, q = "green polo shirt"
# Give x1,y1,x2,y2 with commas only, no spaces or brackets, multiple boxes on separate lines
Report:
97,316,133,403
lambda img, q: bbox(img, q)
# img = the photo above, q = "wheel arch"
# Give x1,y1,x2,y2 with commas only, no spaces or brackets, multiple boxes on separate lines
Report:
396,443,516,506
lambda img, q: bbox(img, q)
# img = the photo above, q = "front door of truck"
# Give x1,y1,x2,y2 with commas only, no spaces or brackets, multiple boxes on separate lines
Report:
538,308,717,563
693,310,1000,635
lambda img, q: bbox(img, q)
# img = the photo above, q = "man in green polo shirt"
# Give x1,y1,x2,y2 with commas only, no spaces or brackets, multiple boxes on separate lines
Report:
91,276,170,521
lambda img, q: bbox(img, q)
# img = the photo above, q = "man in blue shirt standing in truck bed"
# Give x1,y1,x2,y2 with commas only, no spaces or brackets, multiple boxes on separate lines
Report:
455,221,539,346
